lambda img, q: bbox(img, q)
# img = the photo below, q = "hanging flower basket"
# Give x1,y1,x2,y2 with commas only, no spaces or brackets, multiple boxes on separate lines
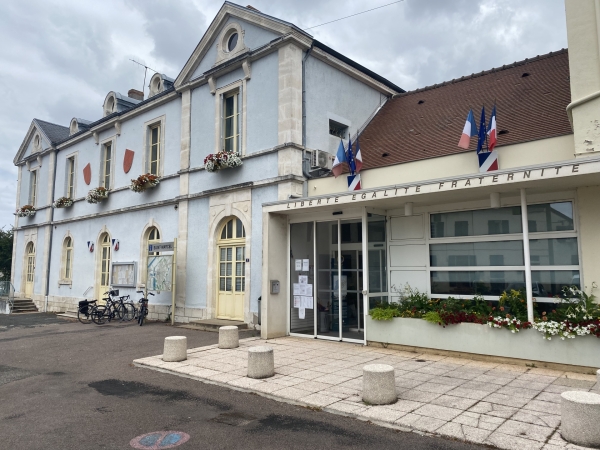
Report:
16,205,36,217
129,173,160,193
52,197,74,208
86,187,109,204
204,151,243,173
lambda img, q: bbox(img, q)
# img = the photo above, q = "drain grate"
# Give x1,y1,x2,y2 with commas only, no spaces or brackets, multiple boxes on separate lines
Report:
210,411,257,427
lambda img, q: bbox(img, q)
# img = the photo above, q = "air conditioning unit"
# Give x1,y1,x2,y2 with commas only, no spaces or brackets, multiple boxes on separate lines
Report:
309,149,334,170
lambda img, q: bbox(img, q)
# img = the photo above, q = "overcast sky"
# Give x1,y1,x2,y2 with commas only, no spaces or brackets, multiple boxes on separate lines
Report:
0,0,568,230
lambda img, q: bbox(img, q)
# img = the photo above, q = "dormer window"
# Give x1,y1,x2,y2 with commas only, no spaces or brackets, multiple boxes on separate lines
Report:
147,73,174,98
69,119,78,135
215,23,247,65
104,94,116,117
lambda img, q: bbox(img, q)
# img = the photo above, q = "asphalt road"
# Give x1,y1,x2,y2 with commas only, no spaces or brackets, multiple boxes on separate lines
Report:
0,314,482,450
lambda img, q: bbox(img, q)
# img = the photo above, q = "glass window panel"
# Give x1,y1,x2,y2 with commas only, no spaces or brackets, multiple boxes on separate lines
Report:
527,202,574,232
241,277,245,292
236,219,244,238
225,278,232,291
226,247,232,261
220,263,226,276
225,96,234,117
291,222,315,336
226,220,233,239
236,247,244,261
529,238,579,266
151,127,158,144
220,247,226,260
431,271,526,296
236,262,244,276
531,270,580,297
225,116,234,138
430,241,524,267
430,206,522,238
220,278,225,291
235,278,242,291
226,262,232,276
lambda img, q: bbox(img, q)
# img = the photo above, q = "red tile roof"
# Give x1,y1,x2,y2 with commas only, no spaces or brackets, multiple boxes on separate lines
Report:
358,49,572,171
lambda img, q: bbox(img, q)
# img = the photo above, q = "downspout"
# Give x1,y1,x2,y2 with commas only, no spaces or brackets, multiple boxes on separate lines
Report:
300,45,314,197
44,148,58,312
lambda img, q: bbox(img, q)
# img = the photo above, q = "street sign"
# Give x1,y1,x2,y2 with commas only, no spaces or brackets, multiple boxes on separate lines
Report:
148,242,174,252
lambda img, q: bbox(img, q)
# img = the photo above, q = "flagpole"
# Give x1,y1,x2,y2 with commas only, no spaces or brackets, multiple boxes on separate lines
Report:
483,105,490,153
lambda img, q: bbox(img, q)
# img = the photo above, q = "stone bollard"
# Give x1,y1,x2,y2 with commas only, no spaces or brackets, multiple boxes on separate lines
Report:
597,369,600,388
362,364,397,405
163,336,187,362
218,326,239,349
561,390,600,448
247,346,275,379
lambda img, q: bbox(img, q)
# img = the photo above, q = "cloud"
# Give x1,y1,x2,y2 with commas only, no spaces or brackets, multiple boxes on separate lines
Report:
0,0,567,230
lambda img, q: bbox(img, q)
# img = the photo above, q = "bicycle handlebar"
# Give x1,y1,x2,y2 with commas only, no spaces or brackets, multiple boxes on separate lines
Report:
148,293,155,296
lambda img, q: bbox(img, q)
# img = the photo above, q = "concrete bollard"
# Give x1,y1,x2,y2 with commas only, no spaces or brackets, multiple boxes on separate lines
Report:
247,346,275,379
597,369,600,388
163,336,187,362
218,326,239,349
561,390,600,448
362,364,397,405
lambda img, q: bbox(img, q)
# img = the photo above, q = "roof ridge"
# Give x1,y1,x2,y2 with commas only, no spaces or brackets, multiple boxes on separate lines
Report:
33,118,68,129
395,48,568,98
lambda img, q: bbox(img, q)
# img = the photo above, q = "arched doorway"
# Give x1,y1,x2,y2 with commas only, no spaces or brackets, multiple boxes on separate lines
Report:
96,232,111,300
216,217,246,320
24,242,35,298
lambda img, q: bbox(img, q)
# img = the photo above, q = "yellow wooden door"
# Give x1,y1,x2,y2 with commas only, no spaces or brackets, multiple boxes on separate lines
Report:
25,242,35,298
217,218,245,320
97,234,111,301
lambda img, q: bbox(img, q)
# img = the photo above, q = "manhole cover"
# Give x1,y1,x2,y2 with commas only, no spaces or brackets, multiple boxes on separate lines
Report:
211,411,257,426
130,431,190,449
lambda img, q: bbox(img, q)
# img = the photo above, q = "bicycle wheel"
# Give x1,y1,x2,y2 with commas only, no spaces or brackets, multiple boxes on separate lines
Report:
121,303,136,322
91,305,107,325
138,306,146,326
114,304,126,321
77,306,92,324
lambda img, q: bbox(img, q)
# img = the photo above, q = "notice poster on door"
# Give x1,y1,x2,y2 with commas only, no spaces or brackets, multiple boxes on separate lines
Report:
293,296,301,308
299,308,305,319
293,283,313,296
302,259,310,271
298,275,308,285
302,296,313,309
332,275,347,298
295,260,302,271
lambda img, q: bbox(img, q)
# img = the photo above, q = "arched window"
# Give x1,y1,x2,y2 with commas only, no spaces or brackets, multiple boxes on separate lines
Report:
62,236,73,280
148,227,161,255
220,217,245,240
143,226,161,287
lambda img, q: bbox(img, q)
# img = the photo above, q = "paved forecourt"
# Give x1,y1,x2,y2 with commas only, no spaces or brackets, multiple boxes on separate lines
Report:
134,337,600,450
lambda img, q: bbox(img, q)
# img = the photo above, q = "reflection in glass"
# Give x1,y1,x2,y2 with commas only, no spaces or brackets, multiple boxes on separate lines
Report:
431,206,522,238
430,241,524,267
431,271,526,295
531,270,580,297
527,202,573,232
290,222,315,335
529,238,578,266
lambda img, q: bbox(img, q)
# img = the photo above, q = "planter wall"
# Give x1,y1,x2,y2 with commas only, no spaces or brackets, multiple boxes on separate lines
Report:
366,317,600,368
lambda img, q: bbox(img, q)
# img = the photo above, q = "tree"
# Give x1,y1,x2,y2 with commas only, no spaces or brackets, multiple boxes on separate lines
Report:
0,227,14,282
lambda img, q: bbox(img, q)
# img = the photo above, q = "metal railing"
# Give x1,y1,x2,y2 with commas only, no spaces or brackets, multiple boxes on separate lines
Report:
0,281,15,314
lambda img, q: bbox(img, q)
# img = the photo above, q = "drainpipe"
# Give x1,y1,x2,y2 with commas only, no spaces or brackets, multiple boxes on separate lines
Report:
44,149,58,312
301,45,314,197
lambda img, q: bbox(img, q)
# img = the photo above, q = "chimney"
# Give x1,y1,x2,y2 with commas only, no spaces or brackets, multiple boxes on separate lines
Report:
128,89,144,101
246,5,260,12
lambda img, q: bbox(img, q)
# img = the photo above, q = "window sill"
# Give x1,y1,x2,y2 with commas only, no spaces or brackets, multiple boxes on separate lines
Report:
58,280,72,287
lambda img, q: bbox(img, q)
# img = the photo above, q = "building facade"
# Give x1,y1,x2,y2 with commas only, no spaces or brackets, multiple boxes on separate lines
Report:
11,2,400,323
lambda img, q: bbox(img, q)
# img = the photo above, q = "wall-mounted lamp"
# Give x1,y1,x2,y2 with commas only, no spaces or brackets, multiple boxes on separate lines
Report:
490,192,501,209
404,202,413,216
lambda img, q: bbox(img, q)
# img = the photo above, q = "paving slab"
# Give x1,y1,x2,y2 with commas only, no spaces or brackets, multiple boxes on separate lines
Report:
133,336,599,450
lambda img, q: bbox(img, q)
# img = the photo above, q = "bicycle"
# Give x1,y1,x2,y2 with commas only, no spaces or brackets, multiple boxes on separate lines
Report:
136,291,154,326
91,290,125,325
114,294,136,322
77,299,97,324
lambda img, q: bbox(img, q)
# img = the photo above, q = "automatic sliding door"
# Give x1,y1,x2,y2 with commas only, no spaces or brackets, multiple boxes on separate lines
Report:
290,222,315,335
316,221,339,339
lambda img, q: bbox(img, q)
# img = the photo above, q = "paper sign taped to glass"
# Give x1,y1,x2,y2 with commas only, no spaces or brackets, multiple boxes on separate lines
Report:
333,275,347,298
147,255,173,291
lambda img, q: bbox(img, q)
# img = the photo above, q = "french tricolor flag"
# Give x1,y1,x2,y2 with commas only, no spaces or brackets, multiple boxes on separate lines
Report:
458,109,478,149
347,173,361,191
487,105,497,151
331,139,346,178
354,137,363,173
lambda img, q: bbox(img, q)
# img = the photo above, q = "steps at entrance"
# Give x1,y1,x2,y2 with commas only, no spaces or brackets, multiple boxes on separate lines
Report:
11,298,39,313
181,319,248,332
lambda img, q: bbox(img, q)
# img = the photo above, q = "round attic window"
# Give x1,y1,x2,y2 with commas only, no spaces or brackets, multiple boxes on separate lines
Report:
33,134,41,151
227,33,238,52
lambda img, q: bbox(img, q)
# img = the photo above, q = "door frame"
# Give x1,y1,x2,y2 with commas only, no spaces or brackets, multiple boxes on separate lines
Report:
24,241,35,298
288,208,371,344
95,231,112,301
215,218,247,321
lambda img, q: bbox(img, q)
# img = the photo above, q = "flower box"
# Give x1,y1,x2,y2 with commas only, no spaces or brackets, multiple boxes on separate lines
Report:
16,205,36,217
204,151,243,172
365,316,600,368
86,187,109,204
130,173,160,193
52,197,74,208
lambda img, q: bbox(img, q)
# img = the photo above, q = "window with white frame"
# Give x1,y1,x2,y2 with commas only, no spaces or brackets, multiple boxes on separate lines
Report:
102,142,112,189
222,90,240,153
62,236,73,281
29,170,38,206
66,156,75,199
148,124,161,176
429,202,579,300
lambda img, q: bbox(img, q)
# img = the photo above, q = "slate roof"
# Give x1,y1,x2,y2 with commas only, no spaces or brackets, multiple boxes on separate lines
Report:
34,119,70,145
357,49,572,171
